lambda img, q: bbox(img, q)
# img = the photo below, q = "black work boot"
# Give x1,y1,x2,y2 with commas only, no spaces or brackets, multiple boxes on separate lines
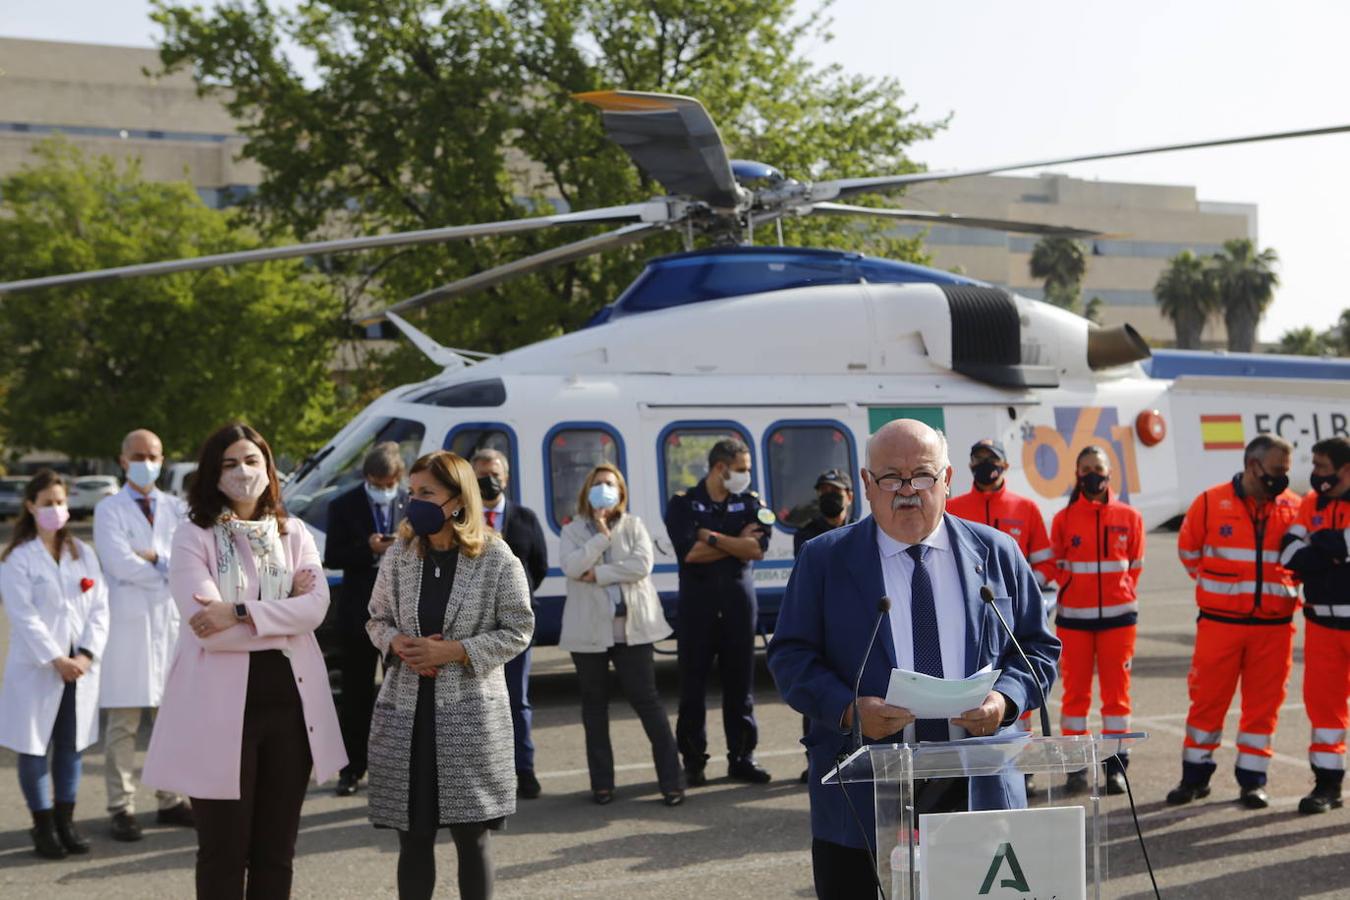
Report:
54,802,90,854
1298,774,1344,815
1165,781,1211,805
30,810,67,860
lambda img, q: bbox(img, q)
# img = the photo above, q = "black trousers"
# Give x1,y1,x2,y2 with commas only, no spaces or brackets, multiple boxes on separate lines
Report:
338,624,381,779
193,651,313,900
571,643,683,794
811,839,879,900
675,574,758,767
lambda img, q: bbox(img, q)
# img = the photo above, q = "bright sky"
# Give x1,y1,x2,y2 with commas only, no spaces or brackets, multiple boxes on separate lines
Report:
5,0,1349,341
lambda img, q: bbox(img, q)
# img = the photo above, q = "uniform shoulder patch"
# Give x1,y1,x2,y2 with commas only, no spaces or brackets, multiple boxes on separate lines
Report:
674,491,686,498
757,508,777,526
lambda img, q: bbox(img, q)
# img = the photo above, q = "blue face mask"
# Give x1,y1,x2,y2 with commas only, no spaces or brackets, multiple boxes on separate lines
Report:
406,498,455,536
365,482,399,505
127,459,161,490
588,482,620,511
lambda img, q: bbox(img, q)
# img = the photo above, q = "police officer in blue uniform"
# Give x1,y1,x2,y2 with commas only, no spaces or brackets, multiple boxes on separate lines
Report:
664,437,775,786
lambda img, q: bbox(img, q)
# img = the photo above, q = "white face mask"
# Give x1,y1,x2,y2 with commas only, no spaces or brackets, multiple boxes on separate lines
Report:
723,468,752,495
365,482,399,504
126,459,161,490
218,465,269,504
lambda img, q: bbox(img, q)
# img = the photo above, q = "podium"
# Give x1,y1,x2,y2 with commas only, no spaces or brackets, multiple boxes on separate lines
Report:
823,732,1147,899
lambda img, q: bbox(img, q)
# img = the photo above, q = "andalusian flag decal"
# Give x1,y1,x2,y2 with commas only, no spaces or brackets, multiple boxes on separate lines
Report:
1200,414,1245,450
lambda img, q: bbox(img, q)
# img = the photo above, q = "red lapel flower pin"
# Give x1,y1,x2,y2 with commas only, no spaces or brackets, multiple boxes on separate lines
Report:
80,577,95,593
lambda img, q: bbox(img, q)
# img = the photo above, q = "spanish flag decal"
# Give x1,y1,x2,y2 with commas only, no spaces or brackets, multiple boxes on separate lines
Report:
1200,414,1245,450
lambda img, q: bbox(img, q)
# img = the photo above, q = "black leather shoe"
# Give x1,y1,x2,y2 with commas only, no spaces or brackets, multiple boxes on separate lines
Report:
1239,785,1270,809
517,770,542,800
53,802,90,854
728,757,772,784
156,801,196,828
110,809,144,842
1105,771,1128,796
335,772,360,797
592,789,614,806
1165,781,1211,805
31,810,67,860
662,790,685,807
1298,784,1344,815
1064,771,1089,796
685,767,708,787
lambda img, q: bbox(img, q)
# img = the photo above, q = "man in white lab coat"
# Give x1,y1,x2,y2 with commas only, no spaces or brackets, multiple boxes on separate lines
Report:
93,429,193,841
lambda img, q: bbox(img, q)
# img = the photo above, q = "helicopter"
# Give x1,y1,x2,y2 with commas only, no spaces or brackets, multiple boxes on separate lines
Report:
2,90,1348,645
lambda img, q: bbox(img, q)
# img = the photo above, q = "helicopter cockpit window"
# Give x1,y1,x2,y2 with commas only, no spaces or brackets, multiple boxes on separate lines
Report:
660,425,754,512
444,426,518,502
618,253,856,314
413,379,506,407
285,417,427,534
765,423,856,530
545,426,624,532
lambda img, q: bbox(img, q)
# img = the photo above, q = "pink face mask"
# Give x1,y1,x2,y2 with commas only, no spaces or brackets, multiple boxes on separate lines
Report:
218,465,269,504
35,504,71,533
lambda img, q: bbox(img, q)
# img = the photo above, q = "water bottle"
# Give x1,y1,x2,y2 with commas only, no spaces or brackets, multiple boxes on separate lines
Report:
890,830,921,899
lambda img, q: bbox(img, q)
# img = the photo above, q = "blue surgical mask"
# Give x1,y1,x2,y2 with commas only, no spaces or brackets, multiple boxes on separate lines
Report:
365,482,399,505
127,459,161,490
406,498,453,536
588,483,620,510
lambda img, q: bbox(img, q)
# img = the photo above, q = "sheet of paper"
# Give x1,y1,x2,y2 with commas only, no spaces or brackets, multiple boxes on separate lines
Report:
883,667,1001,719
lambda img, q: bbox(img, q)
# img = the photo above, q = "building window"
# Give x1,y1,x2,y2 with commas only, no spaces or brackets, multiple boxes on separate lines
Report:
765,422,856,529
659,423,753,510
545,425,624,531
444,424,518,501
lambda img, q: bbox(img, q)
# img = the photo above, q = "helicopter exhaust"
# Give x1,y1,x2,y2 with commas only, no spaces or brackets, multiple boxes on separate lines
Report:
1087,323,1152,370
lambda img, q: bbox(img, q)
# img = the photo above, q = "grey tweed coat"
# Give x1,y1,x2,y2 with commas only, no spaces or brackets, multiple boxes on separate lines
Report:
365,534,534,830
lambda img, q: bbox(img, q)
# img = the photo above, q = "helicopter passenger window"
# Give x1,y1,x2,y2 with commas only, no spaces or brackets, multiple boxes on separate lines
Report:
545,426,625,532
444,425,519,502
660,425,754,509
765,422,856,530
285,417,427,534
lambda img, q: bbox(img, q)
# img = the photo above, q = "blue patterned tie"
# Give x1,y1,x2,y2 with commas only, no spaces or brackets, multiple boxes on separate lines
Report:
908,544,948,743
373,503,387,535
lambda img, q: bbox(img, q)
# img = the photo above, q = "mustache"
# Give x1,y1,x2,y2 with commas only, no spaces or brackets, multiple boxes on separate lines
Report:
890,494,923,510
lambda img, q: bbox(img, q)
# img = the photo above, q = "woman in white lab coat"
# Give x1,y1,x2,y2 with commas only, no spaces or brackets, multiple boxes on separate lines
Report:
0,469,110,860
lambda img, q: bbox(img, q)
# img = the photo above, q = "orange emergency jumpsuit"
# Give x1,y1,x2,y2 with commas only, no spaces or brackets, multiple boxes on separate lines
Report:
1280,491,1350,782
1177,476,1301,788
1050,490,1144,764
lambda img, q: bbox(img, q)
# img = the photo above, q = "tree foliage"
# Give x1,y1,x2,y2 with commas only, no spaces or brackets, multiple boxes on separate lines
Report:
1212,238,1279,353
1275,310,1349,357
0,139,344,460
1154,250,1218,349
151,0,944,385
1028,237,1087,313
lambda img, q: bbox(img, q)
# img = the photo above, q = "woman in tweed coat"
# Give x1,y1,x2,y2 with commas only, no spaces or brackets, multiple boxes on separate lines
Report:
366,451,533,900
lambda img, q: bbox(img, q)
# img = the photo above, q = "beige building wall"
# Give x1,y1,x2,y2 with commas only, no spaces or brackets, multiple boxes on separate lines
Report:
902,174,1255,346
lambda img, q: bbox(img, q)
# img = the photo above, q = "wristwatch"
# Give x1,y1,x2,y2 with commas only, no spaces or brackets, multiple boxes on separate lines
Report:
234,603,248,621
706,532,719,547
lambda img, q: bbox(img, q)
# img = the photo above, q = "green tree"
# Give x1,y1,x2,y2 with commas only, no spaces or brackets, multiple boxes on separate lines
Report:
1029,237,1087,313
1212,238,1279,353
1154,250,1218,349
1276,326,1330,356
151,0,942,385
0,139,344,460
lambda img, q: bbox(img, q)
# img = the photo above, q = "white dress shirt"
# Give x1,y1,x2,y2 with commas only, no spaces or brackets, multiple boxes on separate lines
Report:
876,515,968,742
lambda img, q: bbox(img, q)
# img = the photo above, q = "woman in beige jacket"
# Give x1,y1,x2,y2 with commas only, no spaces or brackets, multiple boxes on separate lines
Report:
558,463,684,806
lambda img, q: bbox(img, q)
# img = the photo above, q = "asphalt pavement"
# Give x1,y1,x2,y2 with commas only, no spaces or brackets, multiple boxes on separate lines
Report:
0,525,1346,898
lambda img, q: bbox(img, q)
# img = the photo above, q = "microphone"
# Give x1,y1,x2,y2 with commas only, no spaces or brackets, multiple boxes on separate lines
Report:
852,597,892,751
980,585,1051,738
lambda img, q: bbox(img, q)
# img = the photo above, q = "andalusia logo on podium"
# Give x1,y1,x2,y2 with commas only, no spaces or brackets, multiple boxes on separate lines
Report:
919,806,1086,899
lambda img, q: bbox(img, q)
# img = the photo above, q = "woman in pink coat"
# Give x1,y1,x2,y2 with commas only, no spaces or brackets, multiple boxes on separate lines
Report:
143,423,345,899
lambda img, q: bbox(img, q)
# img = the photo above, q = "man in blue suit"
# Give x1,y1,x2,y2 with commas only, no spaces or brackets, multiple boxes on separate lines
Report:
767,420,1060,899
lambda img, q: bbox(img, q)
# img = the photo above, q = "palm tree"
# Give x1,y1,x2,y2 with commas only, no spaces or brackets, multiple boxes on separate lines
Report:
1029,237,1087,312
1276,326,1328,356
1154,250,1218,349
1212,238,1279,352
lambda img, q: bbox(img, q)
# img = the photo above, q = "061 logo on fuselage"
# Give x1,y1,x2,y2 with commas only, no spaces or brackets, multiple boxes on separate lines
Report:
1021,407,1141,502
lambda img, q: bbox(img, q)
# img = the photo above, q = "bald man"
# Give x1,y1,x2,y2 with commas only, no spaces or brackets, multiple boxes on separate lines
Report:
93,429,193,840
767,420,1060,899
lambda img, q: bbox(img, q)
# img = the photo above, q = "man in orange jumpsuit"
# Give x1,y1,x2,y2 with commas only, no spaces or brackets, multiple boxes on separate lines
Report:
1168,434,1301,809
1279,436,1350,814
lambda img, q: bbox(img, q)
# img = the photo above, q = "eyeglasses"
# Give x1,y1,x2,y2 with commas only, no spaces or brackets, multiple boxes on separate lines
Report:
864,469,938,493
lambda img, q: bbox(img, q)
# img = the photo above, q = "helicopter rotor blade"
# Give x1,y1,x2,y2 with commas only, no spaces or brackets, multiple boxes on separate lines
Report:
575,90,747,210
807,201,1103,238
370,221,664,323
811,122,1350,202
0,202,673,295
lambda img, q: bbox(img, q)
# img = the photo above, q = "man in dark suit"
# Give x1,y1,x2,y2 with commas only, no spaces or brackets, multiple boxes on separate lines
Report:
472,448,549,799
768,420,1060,900
323,442,408,797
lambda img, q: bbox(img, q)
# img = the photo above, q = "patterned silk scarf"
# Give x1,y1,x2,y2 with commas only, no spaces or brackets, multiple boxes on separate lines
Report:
214,514,292,605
